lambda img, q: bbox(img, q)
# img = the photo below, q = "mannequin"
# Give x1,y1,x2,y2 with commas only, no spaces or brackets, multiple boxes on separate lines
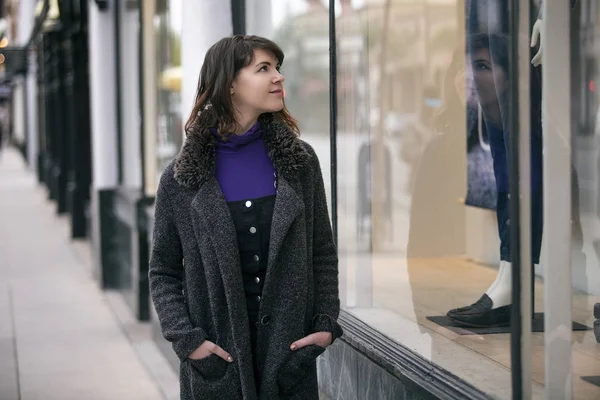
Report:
446,31,545,327
447,1,578,328
530,0,577,67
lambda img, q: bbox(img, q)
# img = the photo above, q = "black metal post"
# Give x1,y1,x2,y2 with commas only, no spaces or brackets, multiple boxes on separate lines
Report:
36,41,46,185
230,0,246,35
329,0,337,246
64,0,92,238
43,31,59,200
46,25,70,215
508,1,523,398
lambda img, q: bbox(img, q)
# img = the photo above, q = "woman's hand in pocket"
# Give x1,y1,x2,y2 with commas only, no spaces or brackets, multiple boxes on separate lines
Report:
188,340,233,362
290,332,332,351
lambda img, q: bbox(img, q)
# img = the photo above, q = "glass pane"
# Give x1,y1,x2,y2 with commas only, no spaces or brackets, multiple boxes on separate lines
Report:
336,0,522,396
566,1,600,398
155,0,183,184
245,0,332,208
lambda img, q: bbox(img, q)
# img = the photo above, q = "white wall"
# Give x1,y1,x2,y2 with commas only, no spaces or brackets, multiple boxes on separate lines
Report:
180,0,232,127
17,0,35,45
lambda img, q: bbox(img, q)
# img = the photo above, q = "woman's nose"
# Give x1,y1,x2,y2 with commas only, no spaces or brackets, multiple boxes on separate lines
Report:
274,72,284,83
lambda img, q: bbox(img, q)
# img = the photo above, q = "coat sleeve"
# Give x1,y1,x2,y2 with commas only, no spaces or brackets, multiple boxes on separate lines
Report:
148,167,208,361
305,145,344,342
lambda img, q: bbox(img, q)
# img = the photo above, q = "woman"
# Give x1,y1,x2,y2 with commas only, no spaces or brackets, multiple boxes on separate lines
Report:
149,35,343,400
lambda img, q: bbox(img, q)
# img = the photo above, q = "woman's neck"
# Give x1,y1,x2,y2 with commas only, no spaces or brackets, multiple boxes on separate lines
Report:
233,112,259,135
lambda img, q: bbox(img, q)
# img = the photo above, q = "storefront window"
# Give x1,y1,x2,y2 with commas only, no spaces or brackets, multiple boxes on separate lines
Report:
155,0,182,184
245,0,332,206
565,0,600,398
336,0,526,396
247,0,600,396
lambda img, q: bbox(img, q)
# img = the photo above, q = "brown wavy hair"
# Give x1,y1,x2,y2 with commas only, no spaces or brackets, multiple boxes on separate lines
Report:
185,35,299,136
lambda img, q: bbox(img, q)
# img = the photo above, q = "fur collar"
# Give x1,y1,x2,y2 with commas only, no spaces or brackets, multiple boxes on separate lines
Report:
173,108,310,189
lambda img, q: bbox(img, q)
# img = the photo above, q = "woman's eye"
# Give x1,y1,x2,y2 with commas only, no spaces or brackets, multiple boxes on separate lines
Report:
259,65,267,72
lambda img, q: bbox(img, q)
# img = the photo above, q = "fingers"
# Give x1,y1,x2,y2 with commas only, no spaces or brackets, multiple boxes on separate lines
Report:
531,26,540,47
531,20,542,47
211,344,234,362
531,49,543,67
290,333,317,351
530,32,538,47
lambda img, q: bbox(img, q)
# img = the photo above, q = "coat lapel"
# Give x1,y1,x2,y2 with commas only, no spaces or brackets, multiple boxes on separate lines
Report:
190,177,247,320
174,107,312,318
267,177,304,272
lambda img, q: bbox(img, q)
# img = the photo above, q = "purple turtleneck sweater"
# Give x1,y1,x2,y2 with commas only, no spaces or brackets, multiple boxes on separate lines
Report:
212,122,277,202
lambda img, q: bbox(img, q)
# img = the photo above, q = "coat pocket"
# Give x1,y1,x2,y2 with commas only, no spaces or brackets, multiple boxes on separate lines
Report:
186,354,242,399
188,354,229,381
277,344,325,395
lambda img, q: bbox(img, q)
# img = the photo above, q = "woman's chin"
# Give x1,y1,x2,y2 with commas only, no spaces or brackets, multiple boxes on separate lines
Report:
264,103,285,113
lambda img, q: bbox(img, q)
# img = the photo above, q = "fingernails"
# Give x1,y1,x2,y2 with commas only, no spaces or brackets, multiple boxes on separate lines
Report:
290,344,297,351
227,356,233,362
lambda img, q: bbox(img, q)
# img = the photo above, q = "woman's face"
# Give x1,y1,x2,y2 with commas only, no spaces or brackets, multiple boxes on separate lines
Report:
231,49,285,119
470,48,507,107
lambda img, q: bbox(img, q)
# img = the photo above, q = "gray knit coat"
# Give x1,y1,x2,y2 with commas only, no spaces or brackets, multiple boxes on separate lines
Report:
148,109,343,400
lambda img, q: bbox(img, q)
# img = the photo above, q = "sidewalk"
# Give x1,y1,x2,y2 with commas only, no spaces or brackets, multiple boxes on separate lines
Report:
0,148,179,400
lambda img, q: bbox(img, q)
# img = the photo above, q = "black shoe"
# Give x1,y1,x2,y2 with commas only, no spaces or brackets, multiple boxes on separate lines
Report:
447,294,492,317
447,294,511,328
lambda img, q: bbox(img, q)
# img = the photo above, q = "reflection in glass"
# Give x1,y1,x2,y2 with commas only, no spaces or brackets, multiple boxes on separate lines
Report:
569,1,600,398
155,0,183,181
333,0,600,397
245,0,332,208
335,1,525,396
445,33,544,329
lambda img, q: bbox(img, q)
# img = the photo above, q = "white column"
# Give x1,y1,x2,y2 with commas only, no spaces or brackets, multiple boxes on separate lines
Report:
12,82,25,144
181,0,232,127
141,0,157,196
19,0,38,170
118,0,142,188
26,50,38,170
542,1,573,399
89,0,118,189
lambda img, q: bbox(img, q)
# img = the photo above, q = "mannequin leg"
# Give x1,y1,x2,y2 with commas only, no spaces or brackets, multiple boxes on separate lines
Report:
447,191,543,327
485,260,512,308
485,260,508,298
